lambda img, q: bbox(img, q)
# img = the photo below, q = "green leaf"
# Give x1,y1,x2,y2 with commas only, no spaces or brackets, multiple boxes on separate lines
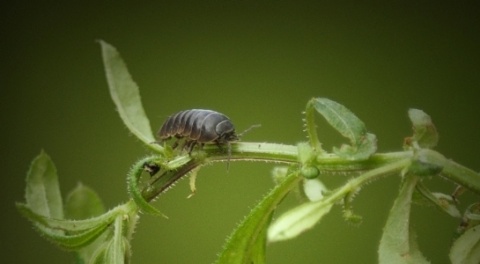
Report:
98,40,161,151
464,203,480,221
303,179,327,202
75,232,109,264
215,170,301,264
25,150,63,219
309,98,377,160
35,220,108,251
65,183,105,219
346,132,377,159
84,240,109,264
87,231,126,264
104,238,129,264
267,199,333,242
449,223,480,264
16,203,113,250
127,157,167,217
378,175,430,264
415,182,461,218
104,216,129,264
407,109,439,149
17,202,121,232
248,213,271,264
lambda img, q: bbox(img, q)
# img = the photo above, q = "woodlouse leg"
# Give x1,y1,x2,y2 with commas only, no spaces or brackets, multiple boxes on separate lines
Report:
179,140,189,150
172,135,183,149
185,141,197,153
226,142,232,172
214,140,225,152
193,143,205,154
172,140,180,149
214,140,231,172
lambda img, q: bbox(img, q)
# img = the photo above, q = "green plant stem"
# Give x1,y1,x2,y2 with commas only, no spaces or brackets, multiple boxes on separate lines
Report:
123,200,140,241
205,142,299,163
141,142,413,204
207,142,411,167
304,99,323,152
321,158,412,205
441,159,480,195
143,160,199,202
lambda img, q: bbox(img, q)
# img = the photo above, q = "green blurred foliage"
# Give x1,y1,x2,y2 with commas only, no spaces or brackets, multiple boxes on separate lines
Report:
2,2,479,263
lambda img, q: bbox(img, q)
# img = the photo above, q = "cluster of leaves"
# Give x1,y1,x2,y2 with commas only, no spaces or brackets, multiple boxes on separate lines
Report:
16,151,136,263
17,41,480,264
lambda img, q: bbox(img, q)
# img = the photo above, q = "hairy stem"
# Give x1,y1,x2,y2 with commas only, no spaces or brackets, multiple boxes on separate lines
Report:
140,142,413,204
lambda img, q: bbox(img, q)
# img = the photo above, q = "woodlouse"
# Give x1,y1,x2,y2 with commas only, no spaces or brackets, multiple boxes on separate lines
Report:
157,109,239,151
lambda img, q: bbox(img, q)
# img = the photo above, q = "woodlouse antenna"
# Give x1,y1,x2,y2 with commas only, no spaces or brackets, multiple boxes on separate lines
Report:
227,142,232,172
237,124,261,138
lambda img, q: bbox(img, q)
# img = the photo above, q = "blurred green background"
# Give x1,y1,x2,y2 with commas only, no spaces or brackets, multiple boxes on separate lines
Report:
2,2,479,263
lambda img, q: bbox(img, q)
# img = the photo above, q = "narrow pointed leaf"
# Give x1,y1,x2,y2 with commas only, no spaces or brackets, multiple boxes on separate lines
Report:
17,203,119,232
84,240,109,264
449,224,480,264
35,221,109,251
378,175,429,264
127,158,166,217
105,240,127,264
75,232,109,264
268,200,332,242
464,203,480,221
16,203,112,250
415,182,461,218
104,216,129,264
25,150,63,219
311,98,376,159
249,213,271,264
65,183,105,219
215,171,300,264
408,109,438,149
430,192,461,218
99,40,161,151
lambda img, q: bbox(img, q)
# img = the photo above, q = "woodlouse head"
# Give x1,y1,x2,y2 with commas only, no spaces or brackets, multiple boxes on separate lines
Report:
215,120,238,143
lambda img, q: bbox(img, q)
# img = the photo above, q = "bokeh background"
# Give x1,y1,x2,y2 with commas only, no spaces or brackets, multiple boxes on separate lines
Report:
2,2,479,263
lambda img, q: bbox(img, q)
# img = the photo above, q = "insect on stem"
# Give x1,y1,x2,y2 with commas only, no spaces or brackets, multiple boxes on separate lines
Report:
156,109,261,173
